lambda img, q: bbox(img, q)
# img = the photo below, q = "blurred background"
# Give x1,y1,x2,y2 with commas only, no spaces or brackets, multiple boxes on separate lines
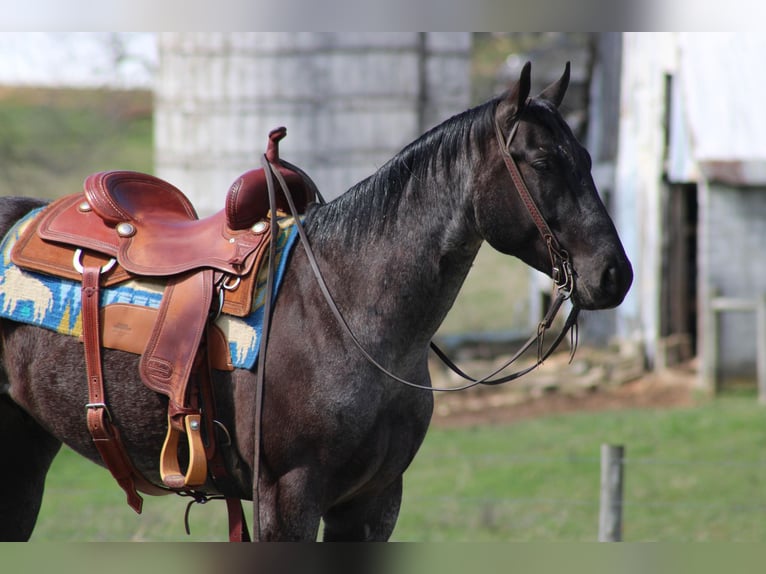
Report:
3,32,766,541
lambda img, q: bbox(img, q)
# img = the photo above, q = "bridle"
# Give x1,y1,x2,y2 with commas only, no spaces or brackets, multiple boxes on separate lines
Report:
494,102,574,298
429,109,581,389
258,108,579,394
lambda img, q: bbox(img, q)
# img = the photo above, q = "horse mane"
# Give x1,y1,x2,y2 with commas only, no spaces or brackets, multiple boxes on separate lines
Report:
305,96,501,245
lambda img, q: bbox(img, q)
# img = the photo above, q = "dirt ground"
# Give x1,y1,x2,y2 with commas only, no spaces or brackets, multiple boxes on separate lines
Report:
430,351,699,428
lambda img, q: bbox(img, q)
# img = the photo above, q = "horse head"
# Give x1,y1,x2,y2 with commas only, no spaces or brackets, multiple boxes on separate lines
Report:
474,61,632,311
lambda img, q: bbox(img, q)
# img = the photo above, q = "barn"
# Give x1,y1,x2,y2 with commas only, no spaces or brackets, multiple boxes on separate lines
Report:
611,32,766,394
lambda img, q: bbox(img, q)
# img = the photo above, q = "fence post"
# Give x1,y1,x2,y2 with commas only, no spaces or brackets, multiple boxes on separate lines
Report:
700,288,719,394
758,294,766,405
598,443,625,542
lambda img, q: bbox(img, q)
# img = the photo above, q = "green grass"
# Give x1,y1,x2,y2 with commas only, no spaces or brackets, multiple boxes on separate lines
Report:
32,447,229,541
394,393,766,542
29,394,766,542
0,87,153,200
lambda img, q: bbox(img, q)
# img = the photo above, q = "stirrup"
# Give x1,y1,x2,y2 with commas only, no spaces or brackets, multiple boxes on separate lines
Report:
159,413,208,489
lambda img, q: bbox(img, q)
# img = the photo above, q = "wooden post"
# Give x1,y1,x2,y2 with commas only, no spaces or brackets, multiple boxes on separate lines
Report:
700,288,718,394
598,444,625,542
758,294,766,405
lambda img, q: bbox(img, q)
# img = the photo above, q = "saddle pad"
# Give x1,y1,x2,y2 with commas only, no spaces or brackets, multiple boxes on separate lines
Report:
0,208,299,370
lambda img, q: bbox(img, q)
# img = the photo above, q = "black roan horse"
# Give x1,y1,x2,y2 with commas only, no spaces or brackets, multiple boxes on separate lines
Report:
0,62,632,541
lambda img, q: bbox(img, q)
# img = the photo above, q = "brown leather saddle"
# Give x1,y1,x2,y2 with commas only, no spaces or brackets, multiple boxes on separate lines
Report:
10,127,315,521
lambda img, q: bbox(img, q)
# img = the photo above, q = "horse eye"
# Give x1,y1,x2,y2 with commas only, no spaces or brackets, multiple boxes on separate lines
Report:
530,158,550,171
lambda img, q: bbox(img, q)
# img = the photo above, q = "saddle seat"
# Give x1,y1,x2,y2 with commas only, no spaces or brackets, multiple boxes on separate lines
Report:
83,170,199,226
78,170,268,278
71,127,312,278
85,127,308,232
18,127,313,284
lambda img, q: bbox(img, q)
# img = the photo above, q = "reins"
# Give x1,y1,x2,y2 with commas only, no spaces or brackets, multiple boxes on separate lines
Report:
257,108,579,394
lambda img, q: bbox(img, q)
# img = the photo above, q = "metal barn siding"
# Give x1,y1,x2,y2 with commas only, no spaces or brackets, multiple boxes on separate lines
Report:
615,33,766,389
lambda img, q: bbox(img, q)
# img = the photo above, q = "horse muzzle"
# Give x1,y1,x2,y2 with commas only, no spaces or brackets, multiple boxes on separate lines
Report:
570,254,633,311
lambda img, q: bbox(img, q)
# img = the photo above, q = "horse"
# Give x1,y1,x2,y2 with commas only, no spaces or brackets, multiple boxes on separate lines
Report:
0,62,632,541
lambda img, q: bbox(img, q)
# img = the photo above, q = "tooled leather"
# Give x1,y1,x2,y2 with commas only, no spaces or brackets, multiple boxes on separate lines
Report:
139,270,213,407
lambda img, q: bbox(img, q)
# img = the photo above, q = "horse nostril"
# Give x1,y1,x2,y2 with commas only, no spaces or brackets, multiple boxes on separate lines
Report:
600,260,633,300
601,264,621,295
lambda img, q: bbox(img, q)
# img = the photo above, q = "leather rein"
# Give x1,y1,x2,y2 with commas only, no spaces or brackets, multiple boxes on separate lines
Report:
258,109,579,395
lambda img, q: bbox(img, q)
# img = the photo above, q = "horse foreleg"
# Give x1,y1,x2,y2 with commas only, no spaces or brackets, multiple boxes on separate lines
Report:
0,394,61,541
256,466,323,541
321,476,402,541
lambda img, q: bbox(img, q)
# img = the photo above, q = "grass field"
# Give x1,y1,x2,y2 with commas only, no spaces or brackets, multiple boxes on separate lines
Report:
398,391,766,542
0,87,153,200
29,392,766,542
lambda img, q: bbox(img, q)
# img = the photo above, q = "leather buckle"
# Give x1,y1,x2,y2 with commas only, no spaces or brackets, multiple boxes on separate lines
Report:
85,402,113,422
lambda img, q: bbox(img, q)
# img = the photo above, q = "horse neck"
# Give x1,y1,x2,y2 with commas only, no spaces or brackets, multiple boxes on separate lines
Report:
306,146,484,351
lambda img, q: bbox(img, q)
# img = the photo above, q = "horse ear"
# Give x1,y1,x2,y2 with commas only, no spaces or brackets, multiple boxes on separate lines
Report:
538,61,570,108
511,61,532,108
498,61,532,123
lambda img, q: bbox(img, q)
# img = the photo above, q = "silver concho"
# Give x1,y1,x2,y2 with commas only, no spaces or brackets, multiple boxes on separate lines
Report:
116,222,136,237
251,221,269,234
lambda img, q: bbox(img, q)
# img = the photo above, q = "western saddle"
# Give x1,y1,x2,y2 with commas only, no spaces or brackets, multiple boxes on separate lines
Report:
10,127,315,540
